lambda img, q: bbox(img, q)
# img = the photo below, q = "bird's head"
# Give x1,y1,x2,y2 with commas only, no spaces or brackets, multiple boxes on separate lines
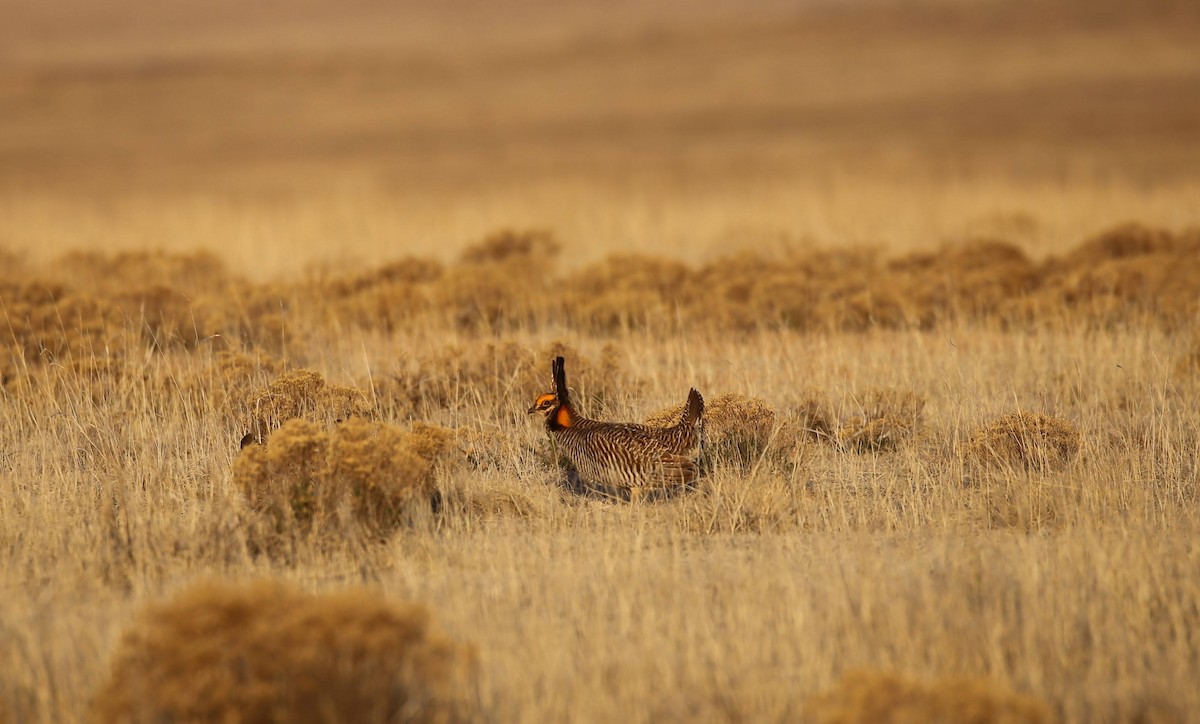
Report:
527,392,558,416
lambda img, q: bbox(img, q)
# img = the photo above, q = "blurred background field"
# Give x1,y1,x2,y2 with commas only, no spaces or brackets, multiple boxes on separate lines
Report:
2,1,1200,722
2,0,1199,270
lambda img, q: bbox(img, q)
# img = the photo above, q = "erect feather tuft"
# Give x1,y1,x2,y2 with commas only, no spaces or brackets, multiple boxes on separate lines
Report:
552,356,571,407
682,388,705,427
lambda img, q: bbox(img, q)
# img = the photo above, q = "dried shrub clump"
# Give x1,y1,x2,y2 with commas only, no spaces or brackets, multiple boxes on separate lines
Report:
1061,222,1182,265
56,250,233,296
837,388,926,453
6,223,1200,352
1032,223,1200,330
806,670,1053,724
92,581,478,724
233,418,453,540
112,285,208,350
888,239,1042,327
436,229,560,330
217,280,310,356
184,349,289,417
562,254,697,332
967,411,1081,473
376,340,633,419
323,256,443,332
0,282,127,376
786,389,838,443
646,392,778,469
459,228,561,266
242,368,371,445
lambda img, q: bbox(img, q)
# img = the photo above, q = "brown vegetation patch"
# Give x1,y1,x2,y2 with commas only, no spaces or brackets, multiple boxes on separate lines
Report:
646,392,778,469
91,581,477,724
0,282,127,376
112,285,208,350
806,670,1053,724
967,411,1081,473
325,257,440,333
55,250,234,297
183,349,288,418
1029,224,1200,330
437,229,559,330
786,390,838,444
1061,222,1187,265
459,228,560,267
837,388,926,453
233,418,453,541
888,239,1042,327
5,223,1200,351
563,254,695,332
214,281,309,356
376,341,633,420
241,368,371,445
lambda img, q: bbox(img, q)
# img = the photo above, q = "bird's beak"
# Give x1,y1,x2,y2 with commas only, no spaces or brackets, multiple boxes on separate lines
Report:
526,404,538,414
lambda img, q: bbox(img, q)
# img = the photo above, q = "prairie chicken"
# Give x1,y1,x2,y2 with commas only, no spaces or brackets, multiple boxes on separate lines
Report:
528,356,705,501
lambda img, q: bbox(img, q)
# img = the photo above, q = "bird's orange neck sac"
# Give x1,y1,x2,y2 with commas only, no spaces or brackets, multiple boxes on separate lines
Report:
554,405,574,428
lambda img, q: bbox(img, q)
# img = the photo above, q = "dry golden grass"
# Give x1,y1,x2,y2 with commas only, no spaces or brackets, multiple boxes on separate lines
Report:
3,232,1200,720
234,418,453,549
0,316,1198,722
91,581,477,724
3,1,1200,722
646,392,777,470
241,368,372,444
807,670,1054,724
2,222,1200,724
967,412,1082,474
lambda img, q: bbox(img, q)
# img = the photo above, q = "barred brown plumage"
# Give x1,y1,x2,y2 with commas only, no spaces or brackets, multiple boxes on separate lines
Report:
528,356,705,501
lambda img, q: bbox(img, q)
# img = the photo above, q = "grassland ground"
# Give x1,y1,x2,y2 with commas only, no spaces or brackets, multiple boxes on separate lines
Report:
3,0,1200,721
2,259,1199,720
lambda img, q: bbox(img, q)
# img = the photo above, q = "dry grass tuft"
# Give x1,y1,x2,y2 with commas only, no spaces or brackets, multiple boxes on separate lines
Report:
1062,222,1184,265
91,580,478,724
232,418,453,543
112,285,207,350
786,390,839,444
967,411,1081,473
242,369,371,445
563,254,695,332
184,349,289,418
435,229,560,330
806,670,1054,724
888,239,1042,327
0,282,127,377
375,340,632,420
1173,334,1200,384
837,388,926,453
56,250,233,296
458,228,560,267
646,392,778,469
325,257,442,333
